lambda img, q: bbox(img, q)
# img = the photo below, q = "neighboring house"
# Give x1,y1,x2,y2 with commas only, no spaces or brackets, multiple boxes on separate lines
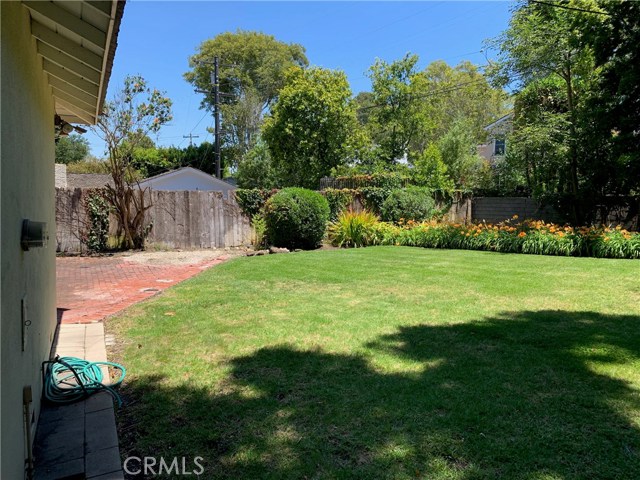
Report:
138,166,237,198
1,2,123,478
477,112,513,164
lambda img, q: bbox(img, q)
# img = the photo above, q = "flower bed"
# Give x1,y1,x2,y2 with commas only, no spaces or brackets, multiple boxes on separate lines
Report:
329,213,640,259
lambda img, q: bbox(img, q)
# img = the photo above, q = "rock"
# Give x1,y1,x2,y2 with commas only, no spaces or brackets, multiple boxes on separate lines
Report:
246,249,269,256
294,249,302,253
269,246,290,254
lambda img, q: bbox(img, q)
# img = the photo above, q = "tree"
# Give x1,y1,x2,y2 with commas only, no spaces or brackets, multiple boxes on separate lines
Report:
92,75,172,249
363,55,508,170
55,133,89,164
184,31,308,166
158,142,221,176
131,147,177,178
508,76,571,197
366,54,429,165
578,1,640,200
412,142,454,192
236,141,280,189
262,66,359,188
422,60,509,143
487,0,602,221
438,120,486,190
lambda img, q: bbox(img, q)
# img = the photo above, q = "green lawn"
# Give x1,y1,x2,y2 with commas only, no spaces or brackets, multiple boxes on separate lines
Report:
109,247,640,479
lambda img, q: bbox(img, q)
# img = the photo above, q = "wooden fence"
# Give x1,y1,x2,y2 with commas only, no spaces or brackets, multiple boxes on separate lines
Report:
56,188,638,252
55,188,252,252
147,190,251,249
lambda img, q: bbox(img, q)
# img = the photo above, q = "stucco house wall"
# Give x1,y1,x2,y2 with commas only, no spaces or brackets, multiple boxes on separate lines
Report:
1,3,58,478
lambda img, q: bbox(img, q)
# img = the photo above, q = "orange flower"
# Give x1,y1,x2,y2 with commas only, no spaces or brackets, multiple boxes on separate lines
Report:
518,231,526,238
557,232,564,238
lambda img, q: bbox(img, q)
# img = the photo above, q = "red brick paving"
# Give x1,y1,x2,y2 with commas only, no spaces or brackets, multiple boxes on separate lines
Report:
56,255,230,324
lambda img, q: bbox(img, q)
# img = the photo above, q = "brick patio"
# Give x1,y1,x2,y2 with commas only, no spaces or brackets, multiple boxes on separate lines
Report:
56,253,231,324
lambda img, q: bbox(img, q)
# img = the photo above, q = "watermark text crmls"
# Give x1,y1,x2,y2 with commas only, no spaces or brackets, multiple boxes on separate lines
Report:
123,456,205,476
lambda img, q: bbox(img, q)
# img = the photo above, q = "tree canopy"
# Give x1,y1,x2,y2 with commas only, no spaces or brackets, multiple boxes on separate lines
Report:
184,30,308,167
55,134,90,164
262,66,359,189
488,0,639,221
93,75,172,249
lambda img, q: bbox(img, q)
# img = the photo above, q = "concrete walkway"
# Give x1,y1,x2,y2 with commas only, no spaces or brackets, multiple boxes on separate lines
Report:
34,323,123,479
34,251,237,478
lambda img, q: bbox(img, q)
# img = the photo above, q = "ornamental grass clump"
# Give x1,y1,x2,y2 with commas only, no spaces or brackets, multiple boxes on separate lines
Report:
328,210,380,248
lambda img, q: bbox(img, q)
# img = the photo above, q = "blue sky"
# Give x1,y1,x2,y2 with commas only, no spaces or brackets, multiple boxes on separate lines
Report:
86,1,515,157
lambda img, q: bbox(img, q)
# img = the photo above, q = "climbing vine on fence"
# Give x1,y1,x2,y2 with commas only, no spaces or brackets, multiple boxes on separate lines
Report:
235,189,276,218
83,189,110,252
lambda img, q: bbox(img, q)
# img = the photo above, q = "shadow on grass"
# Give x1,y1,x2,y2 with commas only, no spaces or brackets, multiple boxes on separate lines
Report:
119,310,640,479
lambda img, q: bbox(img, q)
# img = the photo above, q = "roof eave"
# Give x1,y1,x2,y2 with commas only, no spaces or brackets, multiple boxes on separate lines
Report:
96,0,125,119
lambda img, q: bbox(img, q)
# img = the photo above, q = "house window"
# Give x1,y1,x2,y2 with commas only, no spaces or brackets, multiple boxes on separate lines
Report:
494,139,506,156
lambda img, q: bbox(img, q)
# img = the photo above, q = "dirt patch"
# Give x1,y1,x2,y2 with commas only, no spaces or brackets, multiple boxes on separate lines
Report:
116,248,248,266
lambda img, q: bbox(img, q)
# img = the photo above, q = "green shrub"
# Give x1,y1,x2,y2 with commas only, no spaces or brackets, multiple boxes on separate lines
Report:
264,188,330,249
66,159,110,174
359,187,391,215
323,189,355,220
380,187,436,223
235,189,275,218
328,210,379,248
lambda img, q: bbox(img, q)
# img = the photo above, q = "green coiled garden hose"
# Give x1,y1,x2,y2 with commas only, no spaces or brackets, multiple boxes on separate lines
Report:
43,356,126,407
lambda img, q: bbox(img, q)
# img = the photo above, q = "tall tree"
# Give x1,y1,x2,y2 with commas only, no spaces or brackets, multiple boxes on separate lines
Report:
93,75,172,249
262,66,359,188
487,0,603,221
508,76,571,197
363,54,508,172
579,0,640,200
184,31,308,166
438,119,487,190
422,60,509,142
55,133,89,164
366,54,429,165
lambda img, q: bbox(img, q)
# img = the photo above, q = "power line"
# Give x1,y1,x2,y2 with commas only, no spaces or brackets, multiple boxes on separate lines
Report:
350,2,443,43
182,133,200,147
356,78,489,113
530,0,610,16
179,111,209,148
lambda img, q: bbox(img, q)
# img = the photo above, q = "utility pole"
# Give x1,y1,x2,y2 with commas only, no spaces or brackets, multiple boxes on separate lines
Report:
212,56,221,179
182,133,199,147
196,56,235,179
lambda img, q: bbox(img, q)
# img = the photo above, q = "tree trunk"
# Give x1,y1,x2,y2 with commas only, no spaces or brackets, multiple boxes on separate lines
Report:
564,59,582,224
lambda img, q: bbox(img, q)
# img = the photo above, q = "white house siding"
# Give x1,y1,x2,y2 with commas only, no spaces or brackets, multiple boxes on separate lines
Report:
1,3,58,478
